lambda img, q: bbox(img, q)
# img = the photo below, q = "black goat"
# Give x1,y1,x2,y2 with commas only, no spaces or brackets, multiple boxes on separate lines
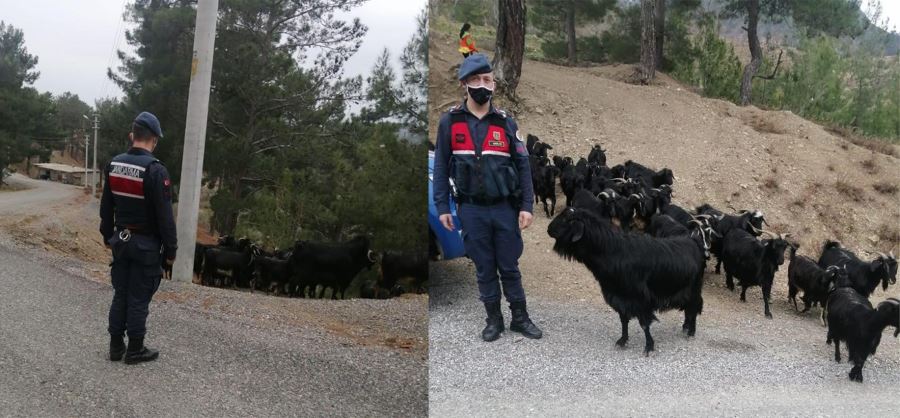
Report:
552,155,573,172
660,203,693,227
255,254,292,295
825,288,900,382
646,214,688,238
379,250,428,294
787,246,846,320
722,228,790,318
548,207,705,355
560,164,585,207
194,243,210,278
526,134,552,158
571,188,617,221
534,164,560,217
289,235,377,299
587,144,607,167
202,239,258,288
818,241,897,297
619,160,674,188
699,207,766,274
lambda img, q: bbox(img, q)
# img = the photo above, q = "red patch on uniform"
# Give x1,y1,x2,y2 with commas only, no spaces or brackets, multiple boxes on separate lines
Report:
109,175,144,197
164,179,171,187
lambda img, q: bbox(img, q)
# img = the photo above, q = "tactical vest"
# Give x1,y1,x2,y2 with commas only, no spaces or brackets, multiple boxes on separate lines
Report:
107,150,159,228
449,111,521,205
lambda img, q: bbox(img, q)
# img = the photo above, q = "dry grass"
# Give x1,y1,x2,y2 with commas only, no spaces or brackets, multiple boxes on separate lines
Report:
860,157,879,175
873,181,898,195
762,177,780,191
747,115,786,135
877,224,900,250
827,126,898,157
835,181,865,202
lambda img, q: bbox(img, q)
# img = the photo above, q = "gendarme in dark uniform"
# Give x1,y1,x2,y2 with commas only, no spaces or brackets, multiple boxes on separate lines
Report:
99,111,177,364
433,54,543,342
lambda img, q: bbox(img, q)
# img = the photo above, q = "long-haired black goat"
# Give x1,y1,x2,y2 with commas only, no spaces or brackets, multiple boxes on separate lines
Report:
547,207,706,355
818,241,897,297
788,246,849,324
825,289,900,382
721,227,791,318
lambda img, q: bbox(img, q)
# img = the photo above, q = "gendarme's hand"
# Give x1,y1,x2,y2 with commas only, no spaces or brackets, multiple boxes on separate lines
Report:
166,258,175,266
518,211,533,230
439,214,455,231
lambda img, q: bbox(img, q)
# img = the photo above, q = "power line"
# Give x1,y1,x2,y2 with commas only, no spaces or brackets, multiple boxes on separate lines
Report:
97,0,130,103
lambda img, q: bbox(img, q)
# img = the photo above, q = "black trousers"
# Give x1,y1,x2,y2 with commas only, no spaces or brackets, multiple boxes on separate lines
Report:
107,233,162,338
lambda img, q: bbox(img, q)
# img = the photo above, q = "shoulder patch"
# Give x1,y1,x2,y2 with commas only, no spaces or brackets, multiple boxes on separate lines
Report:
515,130,523,142
495,108,508,118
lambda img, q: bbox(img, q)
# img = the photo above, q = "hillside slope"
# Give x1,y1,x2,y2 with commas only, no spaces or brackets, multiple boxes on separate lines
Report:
429,32,899,257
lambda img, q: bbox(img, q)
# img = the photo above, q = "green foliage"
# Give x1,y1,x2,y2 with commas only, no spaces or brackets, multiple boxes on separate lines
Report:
0,21,39,89
530,0,616,64
0,21,56,181
599,4,641,64
540,35,606,63
668,19,743,102
110,0,428,262
694,22,743,102
450,0,494,28
791,0,865,38
755,33,900,139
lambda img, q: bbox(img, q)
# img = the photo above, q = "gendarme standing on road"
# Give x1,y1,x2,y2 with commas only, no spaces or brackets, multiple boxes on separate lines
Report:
433,53,543,342
99,111,177,364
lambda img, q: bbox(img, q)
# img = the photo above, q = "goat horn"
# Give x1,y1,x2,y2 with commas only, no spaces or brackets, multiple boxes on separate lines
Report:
890,251,896,259
876,251,888,259
750,224,777,238
598,192,610,199
611,178,627,183
650,188,661,192
695,214,712,219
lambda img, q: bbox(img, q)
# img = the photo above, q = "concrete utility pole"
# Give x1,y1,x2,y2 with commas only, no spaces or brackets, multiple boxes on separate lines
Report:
82,115,90,187
84,134,90,187
91,114,99,196
173,0,219,282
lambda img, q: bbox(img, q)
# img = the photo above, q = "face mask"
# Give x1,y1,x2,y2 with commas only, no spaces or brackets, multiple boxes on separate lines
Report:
466,84,493,105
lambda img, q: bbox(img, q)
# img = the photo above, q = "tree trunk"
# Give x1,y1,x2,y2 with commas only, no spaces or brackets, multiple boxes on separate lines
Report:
493,0,526,101
740,0,762,106
654,0,665,69
566,2,576,66
639,0,656,84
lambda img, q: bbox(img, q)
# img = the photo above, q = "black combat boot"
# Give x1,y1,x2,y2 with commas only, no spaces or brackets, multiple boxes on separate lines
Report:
109,335,126,361
509,300,543,339
123,336,159,365
482,301,504,342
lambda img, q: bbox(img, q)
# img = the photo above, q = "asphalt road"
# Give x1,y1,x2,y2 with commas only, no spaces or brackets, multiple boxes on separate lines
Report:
0,174,80,214
428,221,900,417
0,175,427,417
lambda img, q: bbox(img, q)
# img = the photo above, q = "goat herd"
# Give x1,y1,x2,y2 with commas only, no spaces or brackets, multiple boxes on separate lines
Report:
526,135,899,383
163,235,428,300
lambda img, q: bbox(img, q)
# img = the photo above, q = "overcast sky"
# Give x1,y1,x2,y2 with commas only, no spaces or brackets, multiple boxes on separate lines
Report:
0,0,425,106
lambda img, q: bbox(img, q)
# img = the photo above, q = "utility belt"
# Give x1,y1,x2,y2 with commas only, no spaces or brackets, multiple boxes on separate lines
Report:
114,225,157,242
457,195,511,206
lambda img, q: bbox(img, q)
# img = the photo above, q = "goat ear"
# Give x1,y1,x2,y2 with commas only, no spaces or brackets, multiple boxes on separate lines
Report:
571,221,585,242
